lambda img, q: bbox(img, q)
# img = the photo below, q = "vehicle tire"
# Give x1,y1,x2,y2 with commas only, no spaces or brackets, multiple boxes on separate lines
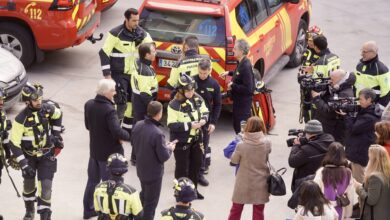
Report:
0,22,35,67
286,19,308,68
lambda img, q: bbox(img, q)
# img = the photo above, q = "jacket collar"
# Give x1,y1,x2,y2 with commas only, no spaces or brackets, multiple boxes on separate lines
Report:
184,49,198,57
140,58,152,66
318,48,330,56
95,94,114,105
145,116,162,127
243,131,265,145
360,55,379,65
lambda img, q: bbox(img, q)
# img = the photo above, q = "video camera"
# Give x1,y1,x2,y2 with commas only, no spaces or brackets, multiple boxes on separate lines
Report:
328,97,359,113
286,129,306,147
299,75,331,93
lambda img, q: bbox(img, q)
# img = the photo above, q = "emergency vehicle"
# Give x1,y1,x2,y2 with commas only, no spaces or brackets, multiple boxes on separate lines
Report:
96,0,117,12
0,0,102,67
139,0,311,97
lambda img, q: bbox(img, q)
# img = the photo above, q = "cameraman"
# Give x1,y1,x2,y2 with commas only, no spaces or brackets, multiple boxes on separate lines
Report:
311,69,355,144
344,88,382,183
288,120,334,192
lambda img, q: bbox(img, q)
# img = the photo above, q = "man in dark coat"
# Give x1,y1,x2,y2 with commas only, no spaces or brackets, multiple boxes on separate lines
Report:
224,39,254,134
312,69,355,144
345,88,382,183
132,101,176,220
288,120,334,192
83,79,130,219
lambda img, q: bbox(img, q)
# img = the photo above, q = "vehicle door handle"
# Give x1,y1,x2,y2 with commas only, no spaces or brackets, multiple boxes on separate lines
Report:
259,34,265,41
275,19,280,27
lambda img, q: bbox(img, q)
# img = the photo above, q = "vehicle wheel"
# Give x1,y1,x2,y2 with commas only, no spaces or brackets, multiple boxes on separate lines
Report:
0,22,35,67
286,19,308,68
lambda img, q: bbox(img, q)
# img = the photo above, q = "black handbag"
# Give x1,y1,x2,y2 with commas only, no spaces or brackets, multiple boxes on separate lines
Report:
266,161,287,196
358,197,374,220
334,188,350,207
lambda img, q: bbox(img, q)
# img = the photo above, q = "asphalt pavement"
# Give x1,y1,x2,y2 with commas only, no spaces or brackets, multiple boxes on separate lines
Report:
0,0,389,219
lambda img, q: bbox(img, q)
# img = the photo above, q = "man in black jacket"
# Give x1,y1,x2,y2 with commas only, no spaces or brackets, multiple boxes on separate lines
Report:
132,101,176,220
224,39,254,134
312,69,355,144
194,58,222,186
345,88,382,183
83,79,130,219
288,120,334,192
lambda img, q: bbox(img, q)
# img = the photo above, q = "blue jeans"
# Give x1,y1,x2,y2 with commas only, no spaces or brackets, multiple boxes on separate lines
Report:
82,157,109,216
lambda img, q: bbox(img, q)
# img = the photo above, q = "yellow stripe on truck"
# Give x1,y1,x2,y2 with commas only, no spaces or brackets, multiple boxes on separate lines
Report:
199,47,225,75
279,8,292,50
229,9,277,46
72,3,79,21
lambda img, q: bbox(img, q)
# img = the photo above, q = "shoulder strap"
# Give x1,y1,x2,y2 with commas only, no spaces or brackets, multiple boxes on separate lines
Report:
169,207,194,220
107,181,118,215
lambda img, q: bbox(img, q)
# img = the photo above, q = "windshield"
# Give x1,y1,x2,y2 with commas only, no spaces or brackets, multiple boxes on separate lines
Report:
140,9,226,47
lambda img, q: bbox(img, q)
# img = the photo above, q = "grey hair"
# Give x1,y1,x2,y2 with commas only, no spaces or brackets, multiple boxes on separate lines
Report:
359,88,376,101
198,58,212,70
364,41,378,54
96,79,116,96
235,39,250,55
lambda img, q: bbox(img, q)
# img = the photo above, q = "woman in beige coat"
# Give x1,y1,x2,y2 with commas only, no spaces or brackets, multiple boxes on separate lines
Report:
354,144,390,220
228,116,271,220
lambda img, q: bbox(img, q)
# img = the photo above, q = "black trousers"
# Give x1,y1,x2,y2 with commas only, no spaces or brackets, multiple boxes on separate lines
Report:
200,125,210,173
174,141,203,188
23,155,57,213
232,100,252,134
140,178,162,220
111,74,132,121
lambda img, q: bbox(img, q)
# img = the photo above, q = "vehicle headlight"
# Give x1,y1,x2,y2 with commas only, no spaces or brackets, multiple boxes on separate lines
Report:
0,81,8,89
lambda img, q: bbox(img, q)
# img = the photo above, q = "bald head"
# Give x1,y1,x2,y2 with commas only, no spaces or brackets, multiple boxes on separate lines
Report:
330,69,347,86
361,41,378,61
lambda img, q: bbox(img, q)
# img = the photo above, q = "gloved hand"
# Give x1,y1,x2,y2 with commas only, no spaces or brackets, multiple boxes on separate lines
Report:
7,156,20,170
52,136,64,156
22,165,36,179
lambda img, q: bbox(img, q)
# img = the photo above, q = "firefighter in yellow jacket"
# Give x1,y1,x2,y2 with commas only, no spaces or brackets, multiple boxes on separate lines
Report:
167,35,207,92
303,35,341,79
9,83,63,220
355,41,390,106
99,8,153,134
161,177,204,220
94,153,143,220
167,73,209,199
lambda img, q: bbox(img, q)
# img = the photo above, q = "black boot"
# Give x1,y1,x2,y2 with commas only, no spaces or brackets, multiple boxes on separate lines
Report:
196,189,204,200
23,201,35,220
198,175,209,186
40,210,51,220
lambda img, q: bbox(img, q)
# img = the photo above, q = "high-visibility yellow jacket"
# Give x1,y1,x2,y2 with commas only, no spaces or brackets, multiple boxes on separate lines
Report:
10,104,62,168
161,205,204,220
99,24,153,76
312,48,341,79
355,56,390,106
167,94,209,144
94,179,143,220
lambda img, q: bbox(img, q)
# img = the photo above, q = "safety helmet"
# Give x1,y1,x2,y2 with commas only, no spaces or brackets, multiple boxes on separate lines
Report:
0,87,6,100
107,153,128,176
177,73,196,91
306,25,323,40
173,177,197,203
22,83,43,102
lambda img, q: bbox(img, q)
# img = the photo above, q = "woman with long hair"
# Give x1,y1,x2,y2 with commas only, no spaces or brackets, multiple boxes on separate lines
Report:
313,142,354,219
354,145,390,220
294,180,338,220
375,120,390,155
228,116,271,220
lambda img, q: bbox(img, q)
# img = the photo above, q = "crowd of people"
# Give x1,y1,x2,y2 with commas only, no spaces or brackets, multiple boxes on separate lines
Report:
1,6,390,220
